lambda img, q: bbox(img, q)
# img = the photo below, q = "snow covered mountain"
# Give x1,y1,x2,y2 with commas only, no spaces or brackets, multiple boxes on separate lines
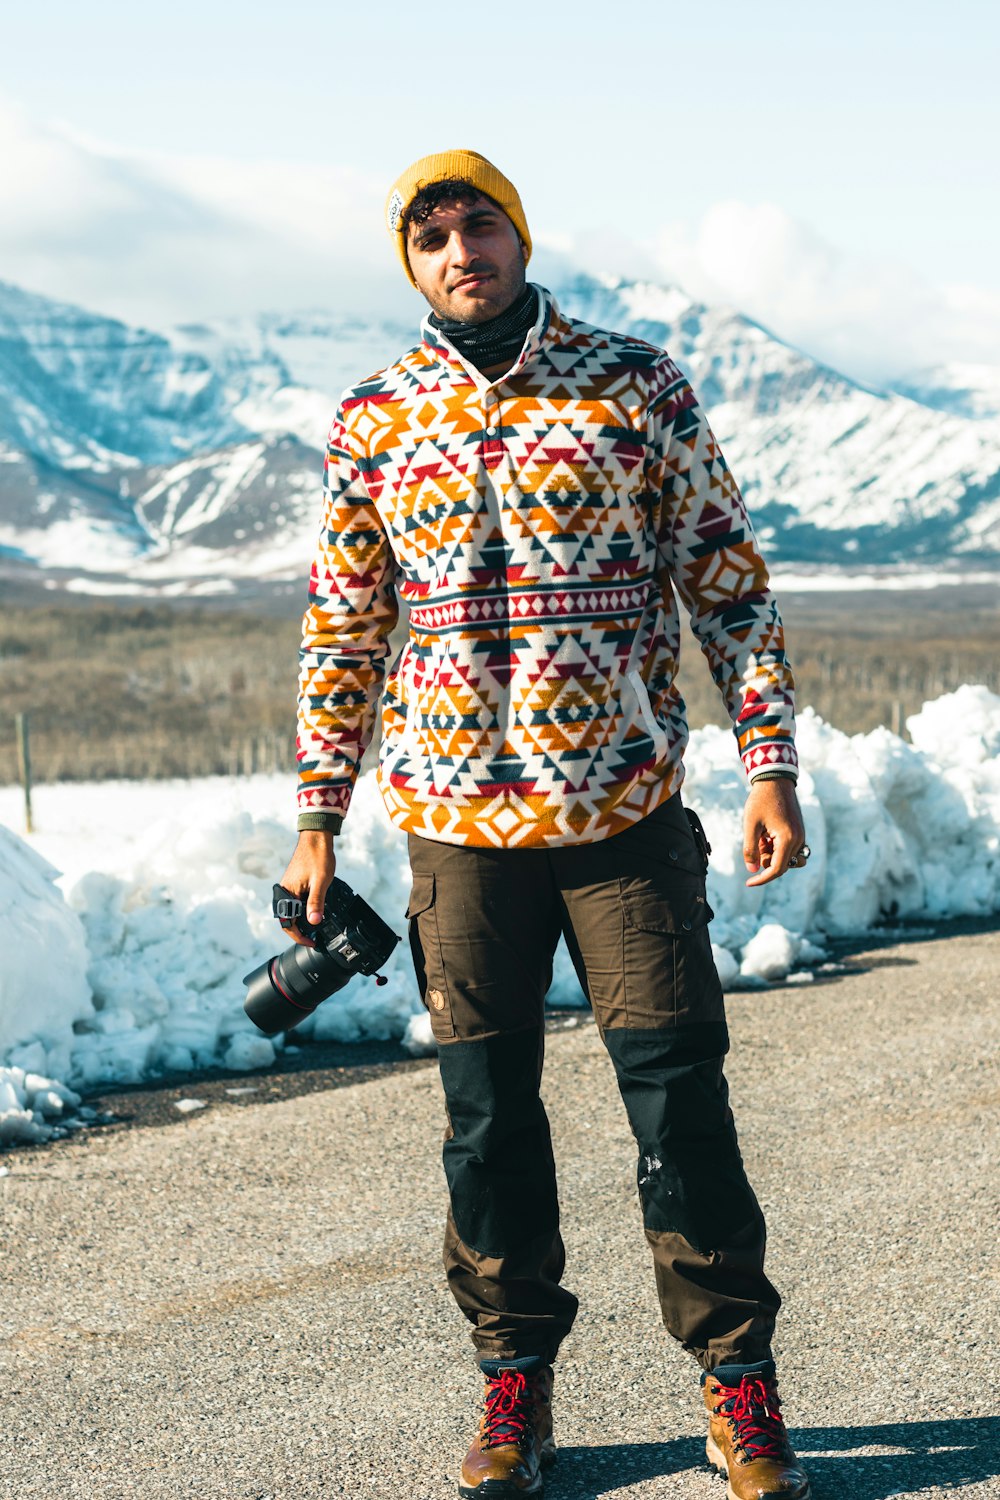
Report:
888,363,1000,422
1,274,998,598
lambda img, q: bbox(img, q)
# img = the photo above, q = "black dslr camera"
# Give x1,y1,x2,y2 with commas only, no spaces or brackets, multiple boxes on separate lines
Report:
243,878,400,1036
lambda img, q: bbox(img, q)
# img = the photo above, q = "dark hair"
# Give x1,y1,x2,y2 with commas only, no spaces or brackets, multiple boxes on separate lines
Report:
401,176,505,239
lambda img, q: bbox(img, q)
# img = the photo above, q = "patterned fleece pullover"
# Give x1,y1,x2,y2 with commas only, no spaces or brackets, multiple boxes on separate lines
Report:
296,283,796,848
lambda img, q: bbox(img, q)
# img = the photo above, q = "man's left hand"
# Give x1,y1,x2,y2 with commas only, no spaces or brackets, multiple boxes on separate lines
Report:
743,778,807,887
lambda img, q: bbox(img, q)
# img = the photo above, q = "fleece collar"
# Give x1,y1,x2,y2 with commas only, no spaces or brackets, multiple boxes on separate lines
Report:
420,282,560,389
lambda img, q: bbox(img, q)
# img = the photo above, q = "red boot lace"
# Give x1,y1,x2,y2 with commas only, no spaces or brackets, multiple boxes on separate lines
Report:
716,1375,790,1462
481,1370,537,1450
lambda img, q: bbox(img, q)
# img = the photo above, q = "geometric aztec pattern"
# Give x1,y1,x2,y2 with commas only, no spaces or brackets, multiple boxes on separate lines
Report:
297,285,796,848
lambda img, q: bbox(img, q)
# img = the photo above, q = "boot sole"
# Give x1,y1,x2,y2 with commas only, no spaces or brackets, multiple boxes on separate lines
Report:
457,1445,555,1498
705,1434,811,1500
457,1486,542,1499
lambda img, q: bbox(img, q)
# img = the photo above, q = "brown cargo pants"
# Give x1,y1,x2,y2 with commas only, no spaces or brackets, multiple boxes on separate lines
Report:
405,792,781,1374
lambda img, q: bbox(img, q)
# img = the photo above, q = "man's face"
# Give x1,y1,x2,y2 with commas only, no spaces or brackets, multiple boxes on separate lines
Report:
406,193,526,323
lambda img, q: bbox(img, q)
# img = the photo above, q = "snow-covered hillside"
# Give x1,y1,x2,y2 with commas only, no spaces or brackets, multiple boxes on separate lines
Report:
2,686,999,1146
889,362,1000,422
1,273,999,594
558,277,1000,561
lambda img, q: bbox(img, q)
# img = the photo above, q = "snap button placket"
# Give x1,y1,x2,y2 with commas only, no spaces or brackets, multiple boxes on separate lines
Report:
483,394,503,470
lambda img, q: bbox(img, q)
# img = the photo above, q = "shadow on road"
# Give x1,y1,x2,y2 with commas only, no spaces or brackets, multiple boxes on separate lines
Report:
547,1417,999,1498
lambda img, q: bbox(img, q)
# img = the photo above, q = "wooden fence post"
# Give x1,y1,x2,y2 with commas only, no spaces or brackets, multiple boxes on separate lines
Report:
15,712,34,833
891,700,905,739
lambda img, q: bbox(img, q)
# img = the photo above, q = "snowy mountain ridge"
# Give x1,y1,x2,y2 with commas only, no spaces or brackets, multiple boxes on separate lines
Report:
887,362,1000,422
1,273,998,596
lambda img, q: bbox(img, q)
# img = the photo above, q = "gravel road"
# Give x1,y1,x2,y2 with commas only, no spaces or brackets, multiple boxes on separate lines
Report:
2,924,998,1500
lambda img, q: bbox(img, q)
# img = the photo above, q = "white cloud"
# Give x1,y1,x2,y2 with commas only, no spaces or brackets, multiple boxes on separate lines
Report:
2,96,998,388
0,97,418,330
565,201,1000,386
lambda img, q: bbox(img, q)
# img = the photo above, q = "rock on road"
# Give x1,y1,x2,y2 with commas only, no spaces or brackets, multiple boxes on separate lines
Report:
1,925,998,1500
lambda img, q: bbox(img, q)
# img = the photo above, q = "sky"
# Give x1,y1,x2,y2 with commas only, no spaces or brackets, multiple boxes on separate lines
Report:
1,0,998,384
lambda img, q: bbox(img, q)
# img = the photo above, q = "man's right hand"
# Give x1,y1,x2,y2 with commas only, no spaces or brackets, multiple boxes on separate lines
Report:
278,830,337,947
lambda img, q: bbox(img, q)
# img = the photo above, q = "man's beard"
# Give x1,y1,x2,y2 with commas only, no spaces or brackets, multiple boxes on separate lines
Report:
435,257,526,325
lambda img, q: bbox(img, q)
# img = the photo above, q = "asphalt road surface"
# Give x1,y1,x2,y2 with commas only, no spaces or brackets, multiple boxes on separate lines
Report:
2,923,998,1500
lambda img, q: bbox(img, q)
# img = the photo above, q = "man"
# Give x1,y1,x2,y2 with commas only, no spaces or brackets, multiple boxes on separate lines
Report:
281,148,811,1499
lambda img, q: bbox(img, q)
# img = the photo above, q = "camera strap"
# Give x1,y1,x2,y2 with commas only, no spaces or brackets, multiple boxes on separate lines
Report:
272,884,305,930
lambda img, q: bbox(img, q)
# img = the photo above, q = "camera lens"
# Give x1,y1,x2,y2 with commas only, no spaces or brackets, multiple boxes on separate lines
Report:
243,879,400,1037
243,942,354,1036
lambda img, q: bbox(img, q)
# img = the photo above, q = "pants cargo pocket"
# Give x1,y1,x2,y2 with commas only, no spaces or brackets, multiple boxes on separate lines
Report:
406,873,456,1042
621,876,725,1029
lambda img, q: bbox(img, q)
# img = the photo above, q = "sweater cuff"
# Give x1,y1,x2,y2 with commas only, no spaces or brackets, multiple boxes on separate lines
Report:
296,811,344,834
748,768,798,785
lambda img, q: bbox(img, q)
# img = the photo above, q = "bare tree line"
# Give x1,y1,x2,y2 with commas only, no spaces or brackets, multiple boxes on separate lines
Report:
2,603,998,787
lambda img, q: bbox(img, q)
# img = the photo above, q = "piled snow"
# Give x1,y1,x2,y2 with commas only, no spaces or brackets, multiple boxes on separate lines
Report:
0,1066,83,1145
0,826,92,1141
0,825,95,1060
684,686,1000,984
1,686,998,1143
0,773,421,1143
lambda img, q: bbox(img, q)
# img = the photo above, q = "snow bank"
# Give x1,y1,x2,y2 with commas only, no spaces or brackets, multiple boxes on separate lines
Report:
0,773,424,1141
0,825,95,1059
682,686,1000,984
0,826,93,1142
1,686,998,1142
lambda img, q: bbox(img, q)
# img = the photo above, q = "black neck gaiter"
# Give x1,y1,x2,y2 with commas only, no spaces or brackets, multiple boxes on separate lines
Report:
429,284,539,374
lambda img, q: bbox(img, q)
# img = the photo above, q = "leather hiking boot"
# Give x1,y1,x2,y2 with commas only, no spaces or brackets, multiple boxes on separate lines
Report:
458,1357,555,1497
703,1362,811,1499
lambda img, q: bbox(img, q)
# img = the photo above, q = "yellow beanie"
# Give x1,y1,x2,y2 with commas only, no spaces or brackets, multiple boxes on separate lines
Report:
385,149,532,288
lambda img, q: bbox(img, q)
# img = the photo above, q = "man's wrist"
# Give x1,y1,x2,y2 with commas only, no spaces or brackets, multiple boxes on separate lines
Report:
748,769,798,785
296,811,343,834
